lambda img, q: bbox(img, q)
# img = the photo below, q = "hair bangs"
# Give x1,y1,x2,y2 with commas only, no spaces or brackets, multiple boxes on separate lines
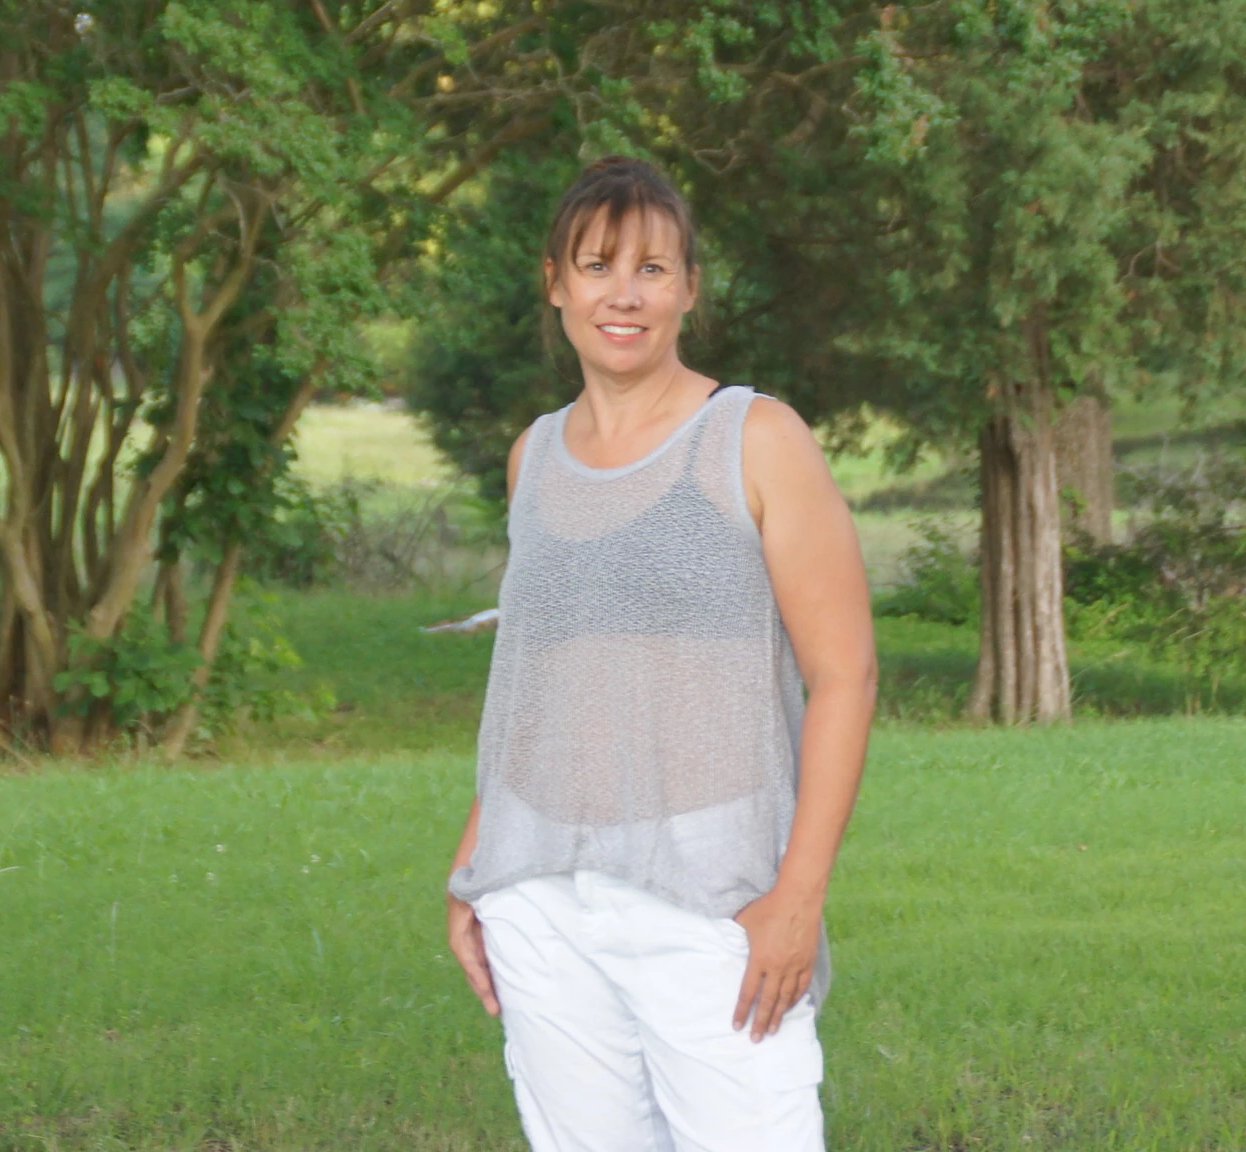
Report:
546,157,697,277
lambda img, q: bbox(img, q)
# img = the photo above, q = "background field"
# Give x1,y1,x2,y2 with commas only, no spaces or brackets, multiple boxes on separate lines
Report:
287,389,1246,593
2,394,1243,1151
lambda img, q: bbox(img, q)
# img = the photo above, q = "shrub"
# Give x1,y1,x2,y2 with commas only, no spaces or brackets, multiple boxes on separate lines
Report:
197,590,334,741
243,475,356,589
875,520,979,626
54,609,202,741
1064,451,1246,710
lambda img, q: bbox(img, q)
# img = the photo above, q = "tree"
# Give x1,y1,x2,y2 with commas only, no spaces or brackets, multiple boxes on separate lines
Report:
406,148,583,506
843,0,1246,722
409,1,1246,725
407,4,882,489
0,0,568,753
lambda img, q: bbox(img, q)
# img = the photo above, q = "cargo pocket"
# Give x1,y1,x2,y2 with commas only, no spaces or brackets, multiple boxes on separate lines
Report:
502,1038,519,1082
755,995,824,1093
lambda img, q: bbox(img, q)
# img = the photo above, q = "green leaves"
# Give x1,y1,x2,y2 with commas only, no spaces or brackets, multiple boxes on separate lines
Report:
0,80,54,139
88,76,155,121
55,613,203,728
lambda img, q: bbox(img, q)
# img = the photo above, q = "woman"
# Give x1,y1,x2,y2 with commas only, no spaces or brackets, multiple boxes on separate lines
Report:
447,156,876,1151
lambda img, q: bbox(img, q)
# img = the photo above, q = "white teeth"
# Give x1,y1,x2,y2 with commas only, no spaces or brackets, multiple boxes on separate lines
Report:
601,325,644,335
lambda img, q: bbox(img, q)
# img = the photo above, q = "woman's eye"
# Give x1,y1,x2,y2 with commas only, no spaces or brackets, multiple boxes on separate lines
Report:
642,263,668,275
583,261,606,273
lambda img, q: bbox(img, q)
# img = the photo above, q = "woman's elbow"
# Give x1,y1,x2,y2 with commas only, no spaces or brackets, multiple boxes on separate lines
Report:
808,647,878,714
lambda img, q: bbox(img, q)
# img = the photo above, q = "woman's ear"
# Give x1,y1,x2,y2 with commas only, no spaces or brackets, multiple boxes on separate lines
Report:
545,258,564,308
683,264,701,313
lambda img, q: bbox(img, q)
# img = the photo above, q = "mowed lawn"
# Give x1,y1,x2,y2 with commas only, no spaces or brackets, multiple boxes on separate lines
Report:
2,719,1243,1151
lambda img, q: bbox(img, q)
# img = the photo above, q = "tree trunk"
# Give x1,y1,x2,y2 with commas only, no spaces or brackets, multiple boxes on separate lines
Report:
161,540,243,760
1054,392,1113,545
160,378,316,760
0,524,62,745
151,557,189,646
969,381,1072,724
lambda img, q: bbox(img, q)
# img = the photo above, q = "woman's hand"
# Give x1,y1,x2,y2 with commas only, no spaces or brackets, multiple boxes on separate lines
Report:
447,893,501,1017
731,886,822,1042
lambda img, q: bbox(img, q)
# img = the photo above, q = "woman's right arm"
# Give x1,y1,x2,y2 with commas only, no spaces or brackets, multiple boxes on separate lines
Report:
445,427,532,1017
446,798,500,1016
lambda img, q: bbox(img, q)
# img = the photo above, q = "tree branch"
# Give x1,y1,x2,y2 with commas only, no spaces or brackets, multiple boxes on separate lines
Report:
308,0,365,115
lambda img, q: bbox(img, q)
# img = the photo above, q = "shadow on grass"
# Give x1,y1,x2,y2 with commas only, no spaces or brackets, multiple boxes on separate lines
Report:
1113,418,1246,462
849,419,1244,517
875,617,1246,723
851,463,978,514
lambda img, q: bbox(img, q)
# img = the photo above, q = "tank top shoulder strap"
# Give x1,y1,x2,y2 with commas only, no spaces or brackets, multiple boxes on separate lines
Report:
512,406,566,502
703,382,756,436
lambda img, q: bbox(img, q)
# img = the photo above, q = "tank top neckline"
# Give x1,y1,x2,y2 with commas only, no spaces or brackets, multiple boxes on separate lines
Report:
553,383,745,480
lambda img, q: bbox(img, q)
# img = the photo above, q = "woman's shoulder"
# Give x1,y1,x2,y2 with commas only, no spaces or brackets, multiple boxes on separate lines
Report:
741,393,816,448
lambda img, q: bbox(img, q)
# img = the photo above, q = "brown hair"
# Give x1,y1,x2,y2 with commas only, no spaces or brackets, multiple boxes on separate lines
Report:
544,156,698,285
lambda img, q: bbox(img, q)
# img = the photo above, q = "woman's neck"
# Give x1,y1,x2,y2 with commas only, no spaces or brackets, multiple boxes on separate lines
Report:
576,363,711,437
564,364,718,470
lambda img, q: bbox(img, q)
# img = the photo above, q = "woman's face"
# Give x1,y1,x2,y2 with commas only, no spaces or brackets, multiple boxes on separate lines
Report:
546,207,699,385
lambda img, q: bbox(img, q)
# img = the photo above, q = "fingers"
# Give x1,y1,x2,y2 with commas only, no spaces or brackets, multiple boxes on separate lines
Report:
732,960,762,1034
460,927,501,1016
447,898,501,1017
734,962,812,1042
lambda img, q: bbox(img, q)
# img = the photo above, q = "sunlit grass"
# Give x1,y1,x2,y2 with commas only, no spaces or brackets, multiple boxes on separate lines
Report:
2,718,1242,1151
291,403,451,489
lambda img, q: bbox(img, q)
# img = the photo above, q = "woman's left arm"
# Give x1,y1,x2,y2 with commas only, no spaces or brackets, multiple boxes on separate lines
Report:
732,397,878,1042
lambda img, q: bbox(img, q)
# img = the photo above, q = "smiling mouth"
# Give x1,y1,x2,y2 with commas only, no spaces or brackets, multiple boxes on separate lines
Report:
599,325,646,335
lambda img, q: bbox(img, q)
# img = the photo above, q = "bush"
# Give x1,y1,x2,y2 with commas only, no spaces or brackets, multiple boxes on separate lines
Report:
1064,451,1246,710
54,609,202,738
197,590,335,742
243,475,356,589
875,520,979,626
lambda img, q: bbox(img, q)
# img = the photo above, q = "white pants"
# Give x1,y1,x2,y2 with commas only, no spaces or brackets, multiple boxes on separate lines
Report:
474,871,825,1152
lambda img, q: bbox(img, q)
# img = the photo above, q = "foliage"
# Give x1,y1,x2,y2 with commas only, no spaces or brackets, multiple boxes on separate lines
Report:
52,609,202,738
197,591,331,741
875,520,980,627
0,0,596,751
400,1,1246,723
7,0,1246,747
240,475,354,590
1065,451,1246,709
405,149,581,505
48,594,327,749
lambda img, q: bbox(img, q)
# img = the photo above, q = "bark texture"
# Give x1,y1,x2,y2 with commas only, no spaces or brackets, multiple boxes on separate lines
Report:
969,381,1073,724
1054,393,1114,544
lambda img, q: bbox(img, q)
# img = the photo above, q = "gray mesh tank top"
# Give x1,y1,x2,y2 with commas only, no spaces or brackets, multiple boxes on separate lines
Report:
449,385,829,1002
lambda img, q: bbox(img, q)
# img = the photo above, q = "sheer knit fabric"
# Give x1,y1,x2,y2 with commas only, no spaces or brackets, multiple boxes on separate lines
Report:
449,385,830,1004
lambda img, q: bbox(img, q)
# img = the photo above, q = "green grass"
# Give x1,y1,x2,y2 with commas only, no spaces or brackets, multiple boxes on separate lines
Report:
0,753,517,1152
291,404,450,489
211,594,1244,765
2,719,1243,1151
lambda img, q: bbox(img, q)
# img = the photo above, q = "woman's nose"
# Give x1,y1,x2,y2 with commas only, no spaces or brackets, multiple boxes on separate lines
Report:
608,270,641,308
